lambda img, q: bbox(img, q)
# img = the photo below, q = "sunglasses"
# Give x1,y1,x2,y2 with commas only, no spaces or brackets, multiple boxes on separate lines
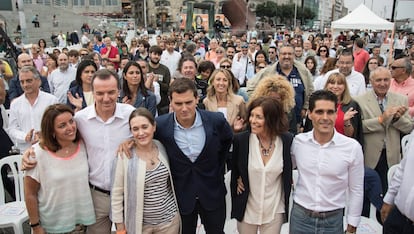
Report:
319,50,327,52
391,66,405,70
257,66,266,69
220,65,231,69
81,53,88,56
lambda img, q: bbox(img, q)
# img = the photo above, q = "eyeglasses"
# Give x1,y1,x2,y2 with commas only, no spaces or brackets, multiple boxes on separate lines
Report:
249,42,257,44
220,65,231,69
391,66,405,70
257,66,266,69
369,62,378,65
216,51,223,54
319,50,327,52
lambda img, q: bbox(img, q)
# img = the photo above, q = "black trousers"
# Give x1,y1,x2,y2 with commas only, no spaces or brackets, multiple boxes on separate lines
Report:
181,199,226,234
375,148,389,195
384,206,414,234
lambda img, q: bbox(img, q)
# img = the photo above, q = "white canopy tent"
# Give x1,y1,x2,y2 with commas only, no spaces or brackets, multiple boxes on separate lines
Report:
331,4,395,65
331,4,394,30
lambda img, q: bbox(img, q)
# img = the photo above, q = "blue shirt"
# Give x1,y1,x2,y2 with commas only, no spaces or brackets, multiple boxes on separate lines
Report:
173,110,206,162
277,64,305,121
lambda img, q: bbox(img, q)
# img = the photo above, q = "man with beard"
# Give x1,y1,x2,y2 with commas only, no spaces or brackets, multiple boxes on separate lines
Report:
48,53,76,103
247,45,314,133
148,45,171,114
226,46,235,60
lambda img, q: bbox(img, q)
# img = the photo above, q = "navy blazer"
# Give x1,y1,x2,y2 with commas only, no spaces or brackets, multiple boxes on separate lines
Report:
154,109,233,215
8,75,50,100
230,131,293,222
67,85,87,110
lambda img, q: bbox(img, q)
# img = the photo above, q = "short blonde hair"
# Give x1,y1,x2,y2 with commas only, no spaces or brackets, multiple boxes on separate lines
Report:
250,75,295,112
323,72,352,105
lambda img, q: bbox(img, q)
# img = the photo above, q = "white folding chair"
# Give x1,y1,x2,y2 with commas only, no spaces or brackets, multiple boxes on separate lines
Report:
387,164,399,184
0,155,28,234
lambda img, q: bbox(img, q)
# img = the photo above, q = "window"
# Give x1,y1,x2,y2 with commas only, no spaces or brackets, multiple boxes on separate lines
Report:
73,0,85,5
90,0,102,5
106,0,118,5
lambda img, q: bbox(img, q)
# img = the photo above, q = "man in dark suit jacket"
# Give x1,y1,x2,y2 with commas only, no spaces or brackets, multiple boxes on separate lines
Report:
155,78,233,234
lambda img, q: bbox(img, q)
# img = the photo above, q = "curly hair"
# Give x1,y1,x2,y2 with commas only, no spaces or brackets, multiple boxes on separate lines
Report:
249,74,295,113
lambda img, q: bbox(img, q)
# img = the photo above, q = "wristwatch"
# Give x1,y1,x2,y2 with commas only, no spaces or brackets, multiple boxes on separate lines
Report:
30,221,41,228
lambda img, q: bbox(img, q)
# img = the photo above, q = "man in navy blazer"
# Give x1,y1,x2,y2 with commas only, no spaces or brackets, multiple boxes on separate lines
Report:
155,78,233,234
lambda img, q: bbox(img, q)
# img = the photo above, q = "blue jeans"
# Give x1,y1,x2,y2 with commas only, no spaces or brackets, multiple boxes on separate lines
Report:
290,202,344,234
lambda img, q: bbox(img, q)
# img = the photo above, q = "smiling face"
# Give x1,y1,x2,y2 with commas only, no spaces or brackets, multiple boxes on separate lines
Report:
279,46,294,69
308,99,336,138
130,115,156,148
326,81,345,99
249,106,266,136
212,71,230,95
181,60,197,79
93,75,119,115
54,112,77,144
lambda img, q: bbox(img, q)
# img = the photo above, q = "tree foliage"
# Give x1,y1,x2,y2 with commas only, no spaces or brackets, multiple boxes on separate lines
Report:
255,2,316,25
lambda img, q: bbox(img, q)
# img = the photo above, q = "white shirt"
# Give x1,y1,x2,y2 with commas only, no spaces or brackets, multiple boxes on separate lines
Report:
383,130,414,222
244,134,284,225
314,68,366,97
160,50,181,76
291,130,364,227
232,53,254,85
8,91,58,152
75,103,135,190
81,35,90,45
49,67,76,103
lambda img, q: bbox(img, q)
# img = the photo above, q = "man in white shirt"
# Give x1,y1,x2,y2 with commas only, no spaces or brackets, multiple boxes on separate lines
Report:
8,66,58,153
160,37,181,76
381,130,414,233
23,69,135,234
290,90,364,234
81,31,91,48
232,43,254,86
48,53,76,103
314,50,366,96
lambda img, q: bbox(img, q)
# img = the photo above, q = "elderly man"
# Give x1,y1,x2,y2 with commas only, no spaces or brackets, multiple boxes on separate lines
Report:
232,43,254,87
48,53,76,103
8,66,58,153
100,36,120,70
354,67,414,195
247,45,314,133
303,40,316,57
314,50,366,97
389,57,414,117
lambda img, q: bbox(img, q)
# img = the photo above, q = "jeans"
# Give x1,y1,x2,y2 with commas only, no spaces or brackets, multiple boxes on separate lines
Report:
362,167,383,217
290,202,344,234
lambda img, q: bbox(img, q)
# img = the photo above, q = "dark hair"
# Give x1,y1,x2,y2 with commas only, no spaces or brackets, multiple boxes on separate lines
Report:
254,50,269,66
47,53,58,67
68,49,79,57
338,49,354,61
138,39,150,50
355,38,364,48
149,45,163,55
122,61,148,97
362,57,379,85
38,39,47,48
304,56,317,75
168,78,198,99
91,69,120,90
247,96,288,137
129,107,155,129
309,90,338,112
177,55,197,72
198,60,215,74
40,104,80,152
317,45,330,57
75,59,97,86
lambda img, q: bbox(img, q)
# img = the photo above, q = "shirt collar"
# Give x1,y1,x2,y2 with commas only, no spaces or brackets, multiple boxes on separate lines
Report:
305,129,340,146
86,103,126,121
174,109,202,130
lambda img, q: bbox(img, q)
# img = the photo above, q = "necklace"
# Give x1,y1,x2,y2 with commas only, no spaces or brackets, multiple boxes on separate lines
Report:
258,137,273,157
137,144,158,165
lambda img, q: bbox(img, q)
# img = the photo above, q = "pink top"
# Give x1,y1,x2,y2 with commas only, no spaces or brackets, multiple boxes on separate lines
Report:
353,49,370,73
390,76,414,117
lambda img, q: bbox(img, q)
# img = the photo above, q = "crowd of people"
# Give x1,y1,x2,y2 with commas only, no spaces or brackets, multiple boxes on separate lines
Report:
1,26,414,234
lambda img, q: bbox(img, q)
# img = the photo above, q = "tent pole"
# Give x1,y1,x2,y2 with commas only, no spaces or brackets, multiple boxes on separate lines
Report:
388,28,395,66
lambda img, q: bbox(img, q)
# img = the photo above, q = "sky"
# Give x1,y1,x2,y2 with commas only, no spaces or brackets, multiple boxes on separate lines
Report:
344,0,414,20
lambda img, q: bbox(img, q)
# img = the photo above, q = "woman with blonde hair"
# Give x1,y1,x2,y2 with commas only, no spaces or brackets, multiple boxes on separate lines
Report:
250,75,297,133
203,68,246,132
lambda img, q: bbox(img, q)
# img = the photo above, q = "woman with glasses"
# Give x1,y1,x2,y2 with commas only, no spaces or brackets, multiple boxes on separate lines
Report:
213,47,226,68
219,58,249,101
129,38,139,56
315,45,330,72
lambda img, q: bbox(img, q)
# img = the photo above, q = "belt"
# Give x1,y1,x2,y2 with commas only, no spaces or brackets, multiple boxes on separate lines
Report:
89,183,110,195
295,202,343,219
